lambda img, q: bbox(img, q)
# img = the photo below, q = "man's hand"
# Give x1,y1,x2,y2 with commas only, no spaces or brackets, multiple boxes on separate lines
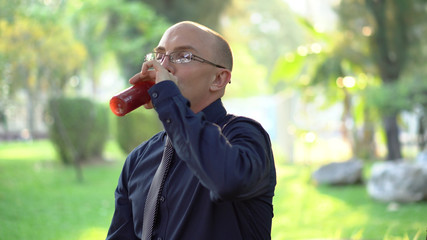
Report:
129,60,178,109
130,60,177,85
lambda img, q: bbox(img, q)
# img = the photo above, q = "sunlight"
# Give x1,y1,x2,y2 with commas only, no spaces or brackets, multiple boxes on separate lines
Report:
285,53,295,62
336,76,356,88
304,132,317,143
297,45,309,56
78,227,107,240
310,43,323,54
0,140,56,161
362,26,373,37
343,76,356,88
283,0,338,31
42,0,62,9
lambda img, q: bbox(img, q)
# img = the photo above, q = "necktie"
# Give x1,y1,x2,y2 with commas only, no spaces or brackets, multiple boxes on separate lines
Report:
142,136,174,240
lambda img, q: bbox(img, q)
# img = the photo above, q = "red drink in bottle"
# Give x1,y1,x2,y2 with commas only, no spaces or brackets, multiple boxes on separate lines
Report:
109,81,155,116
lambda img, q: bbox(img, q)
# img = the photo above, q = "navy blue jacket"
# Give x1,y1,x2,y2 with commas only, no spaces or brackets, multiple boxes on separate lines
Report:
107,81,276,240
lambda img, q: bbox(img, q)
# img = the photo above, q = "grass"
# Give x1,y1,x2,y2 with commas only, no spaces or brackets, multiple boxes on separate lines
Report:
272,164,427,240
0,140,124,240
0,140,426,240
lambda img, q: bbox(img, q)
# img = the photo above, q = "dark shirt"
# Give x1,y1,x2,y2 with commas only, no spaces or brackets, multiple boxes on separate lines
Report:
106,81,276,240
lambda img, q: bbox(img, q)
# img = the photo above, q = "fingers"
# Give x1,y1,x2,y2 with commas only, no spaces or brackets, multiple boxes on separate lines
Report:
129,60,177,86
128,73,143,85
141,60,177,84
128,67,156,85
143,101,154,109
141,60,157,77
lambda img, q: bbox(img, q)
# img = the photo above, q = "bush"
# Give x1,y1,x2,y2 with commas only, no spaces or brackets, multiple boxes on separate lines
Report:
116,109,162,153
47,97,109,165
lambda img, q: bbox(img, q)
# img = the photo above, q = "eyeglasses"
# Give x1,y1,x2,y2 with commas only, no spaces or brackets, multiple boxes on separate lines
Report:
145,51,226,69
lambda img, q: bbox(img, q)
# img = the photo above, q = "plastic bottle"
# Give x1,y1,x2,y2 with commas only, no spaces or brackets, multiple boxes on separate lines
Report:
109,81,155,116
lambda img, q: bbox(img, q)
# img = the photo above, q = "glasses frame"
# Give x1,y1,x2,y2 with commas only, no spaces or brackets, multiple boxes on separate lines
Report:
145,51,226,69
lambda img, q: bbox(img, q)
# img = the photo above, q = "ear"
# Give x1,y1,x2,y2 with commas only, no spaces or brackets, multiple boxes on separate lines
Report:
210,69,231,92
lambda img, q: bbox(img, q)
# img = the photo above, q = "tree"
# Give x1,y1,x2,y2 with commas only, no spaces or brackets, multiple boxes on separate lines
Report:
363,0,406,160
135,0,232,30
0,14,87,137
66,0,169,93
224,0,306,71
218,0,307,97
344,0,427,160
0,0,169,136
270,0,427,160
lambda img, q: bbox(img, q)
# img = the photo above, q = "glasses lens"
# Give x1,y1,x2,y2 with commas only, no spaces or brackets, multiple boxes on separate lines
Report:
145,53,155,61
154,52,165,62
145,52,166,62
171,51,192,64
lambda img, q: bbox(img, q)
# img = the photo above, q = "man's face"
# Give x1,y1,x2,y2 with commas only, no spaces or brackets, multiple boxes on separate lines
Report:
155,24,220,113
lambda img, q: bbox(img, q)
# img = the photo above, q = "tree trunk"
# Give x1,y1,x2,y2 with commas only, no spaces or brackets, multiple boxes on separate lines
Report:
366,0,407,161
26,89,36,140
383,113,402,160
354,108,377,160
341,88,354,155
417,114,426,151
74,154,84,183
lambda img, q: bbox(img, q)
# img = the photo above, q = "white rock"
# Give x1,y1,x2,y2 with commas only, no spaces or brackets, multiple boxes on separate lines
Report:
312,159,363,185
367,161,427,203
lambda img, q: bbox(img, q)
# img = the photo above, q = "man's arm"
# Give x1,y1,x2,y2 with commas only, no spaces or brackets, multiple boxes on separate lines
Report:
149,81,275,202
106,156,139,240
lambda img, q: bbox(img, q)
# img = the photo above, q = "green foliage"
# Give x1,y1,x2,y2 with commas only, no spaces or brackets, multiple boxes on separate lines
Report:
365,78,427,117
116,109,162,153
270,53,307,87
270,0,427,159
139,0,231,30
47,97,109,164
223,44,269,98
365,0,413,81
0,0,168,109
219,0,307,97
68,0,170,80
0,15,87,95
365,83,410,116
224,0,305,74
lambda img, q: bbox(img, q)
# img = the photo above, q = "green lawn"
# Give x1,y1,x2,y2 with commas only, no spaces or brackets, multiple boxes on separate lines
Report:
0,140,426,240
272,164,426,240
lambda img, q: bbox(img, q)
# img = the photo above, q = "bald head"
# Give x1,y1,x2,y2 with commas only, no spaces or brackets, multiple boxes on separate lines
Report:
168,21,233,71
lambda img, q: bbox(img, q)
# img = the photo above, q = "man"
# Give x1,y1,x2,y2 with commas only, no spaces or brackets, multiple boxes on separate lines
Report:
106,21,276,240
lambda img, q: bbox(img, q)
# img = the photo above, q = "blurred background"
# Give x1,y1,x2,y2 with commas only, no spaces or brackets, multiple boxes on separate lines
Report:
1,0,427,239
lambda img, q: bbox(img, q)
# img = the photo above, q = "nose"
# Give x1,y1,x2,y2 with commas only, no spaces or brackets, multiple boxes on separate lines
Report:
160,55,174,73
